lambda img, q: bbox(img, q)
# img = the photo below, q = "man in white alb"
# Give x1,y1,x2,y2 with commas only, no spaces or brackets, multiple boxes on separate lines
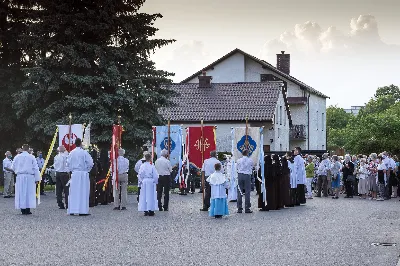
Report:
3,151,14,198
53,145,69,209
12,144,41,215
67,138,94,216
155,149,172,211
138,153,159,216
135,151,149,202
113,148,129,210
200,150,221,211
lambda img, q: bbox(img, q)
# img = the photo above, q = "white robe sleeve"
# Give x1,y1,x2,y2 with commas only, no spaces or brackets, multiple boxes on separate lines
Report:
85,151,94,172
33,156,41,182
152,166,159,184
138,164,144,186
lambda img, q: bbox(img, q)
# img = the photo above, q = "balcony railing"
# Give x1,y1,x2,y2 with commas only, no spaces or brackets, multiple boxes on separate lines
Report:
290,125,306,140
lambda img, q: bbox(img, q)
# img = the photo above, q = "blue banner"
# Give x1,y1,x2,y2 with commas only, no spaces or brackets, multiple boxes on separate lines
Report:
155,125,182,182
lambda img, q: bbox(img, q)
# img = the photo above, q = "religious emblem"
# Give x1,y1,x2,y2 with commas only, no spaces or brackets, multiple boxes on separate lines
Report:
236,135,257,156
194,138,210,151
62,133,78,150
160,137,176,152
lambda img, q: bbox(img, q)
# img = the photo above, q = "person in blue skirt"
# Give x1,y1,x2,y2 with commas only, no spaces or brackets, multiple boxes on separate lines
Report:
207,163,230,219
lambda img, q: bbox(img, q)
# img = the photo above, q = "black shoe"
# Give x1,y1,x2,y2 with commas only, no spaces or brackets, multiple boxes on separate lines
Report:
149,211,155,216
315,195,321,198
245,210,253,213
121,207,127,210
215,215,223,218
237,209,243,213
113,207,120,210
230,200,237,202
198,191,203,193
40,192,46,196
26,212,32,215
164,208,168,211
79,214,91,216
159,207,163,211
70,214,75,216
144,211,149,216
4,196,11,198
200,208,208,211
259,208,269,212
59,206,66,209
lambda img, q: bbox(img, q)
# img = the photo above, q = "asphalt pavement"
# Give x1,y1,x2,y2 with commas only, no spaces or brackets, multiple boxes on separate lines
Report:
0,191,399,266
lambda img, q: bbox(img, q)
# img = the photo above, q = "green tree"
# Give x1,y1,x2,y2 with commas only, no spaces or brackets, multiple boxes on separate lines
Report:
14,0,175,151
326,105,352,150
0,1,37,151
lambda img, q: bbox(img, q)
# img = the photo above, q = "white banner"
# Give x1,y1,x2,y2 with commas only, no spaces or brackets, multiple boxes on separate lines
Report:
233,127,261,166
57,124,84,151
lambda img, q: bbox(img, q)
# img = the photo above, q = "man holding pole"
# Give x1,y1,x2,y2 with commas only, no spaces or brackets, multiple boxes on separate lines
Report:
200,150,221,212
113,148,129,210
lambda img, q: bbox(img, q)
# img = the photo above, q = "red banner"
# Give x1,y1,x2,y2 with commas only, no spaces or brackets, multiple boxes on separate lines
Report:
187,126,216,169
111,125,122,188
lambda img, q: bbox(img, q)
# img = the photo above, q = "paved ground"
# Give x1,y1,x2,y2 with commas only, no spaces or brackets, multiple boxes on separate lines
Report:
0,191,399,266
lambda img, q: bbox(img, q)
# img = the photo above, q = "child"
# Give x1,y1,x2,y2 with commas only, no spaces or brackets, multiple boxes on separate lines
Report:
207,163,230,218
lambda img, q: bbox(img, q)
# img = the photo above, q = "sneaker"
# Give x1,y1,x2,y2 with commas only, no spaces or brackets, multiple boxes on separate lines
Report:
376,198,384,201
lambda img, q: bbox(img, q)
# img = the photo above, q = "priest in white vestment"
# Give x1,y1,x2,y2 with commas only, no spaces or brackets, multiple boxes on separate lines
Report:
138,153,158,216
12,144,41,215
67,138,94,216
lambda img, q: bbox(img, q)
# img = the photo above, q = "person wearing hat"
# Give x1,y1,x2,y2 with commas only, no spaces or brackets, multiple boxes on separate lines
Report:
135,151,150,202
316,153,331,197
3,151,14,198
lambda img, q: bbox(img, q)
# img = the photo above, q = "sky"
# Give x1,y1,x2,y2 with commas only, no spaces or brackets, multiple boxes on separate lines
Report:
140,0,400,108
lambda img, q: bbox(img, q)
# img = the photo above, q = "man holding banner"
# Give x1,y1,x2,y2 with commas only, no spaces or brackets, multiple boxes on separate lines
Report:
236,150,253,213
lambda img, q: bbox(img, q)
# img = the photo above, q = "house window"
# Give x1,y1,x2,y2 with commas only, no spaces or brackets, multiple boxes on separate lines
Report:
280,143,282,151
278,128,280,137
284,108,286,126
322,145,325,150
279,106,282,125
322,113,325,131
316,111,319,130
276,106,279,124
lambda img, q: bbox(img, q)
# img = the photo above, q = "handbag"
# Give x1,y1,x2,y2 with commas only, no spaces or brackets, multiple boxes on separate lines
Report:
346,175,355,182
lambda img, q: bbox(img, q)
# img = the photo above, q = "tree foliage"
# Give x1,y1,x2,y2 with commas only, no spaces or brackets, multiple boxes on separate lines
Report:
327,84,400,155
1,0,175,153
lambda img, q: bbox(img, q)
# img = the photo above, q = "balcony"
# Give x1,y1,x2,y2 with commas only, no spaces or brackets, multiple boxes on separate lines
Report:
287,97,307,105
290,125,306,140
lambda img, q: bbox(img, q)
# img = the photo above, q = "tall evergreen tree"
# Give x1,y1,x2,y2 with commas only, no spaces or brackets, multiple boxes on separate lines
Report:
0,0,37,150
15,0,175,151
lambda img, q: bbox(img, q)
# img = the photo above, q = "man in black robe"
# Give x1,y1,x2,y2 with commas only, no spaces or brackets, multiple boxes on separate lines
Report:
280,156,291,207
272,154,282,210
265,155,278,211
89,149,101,207
97,149,112,205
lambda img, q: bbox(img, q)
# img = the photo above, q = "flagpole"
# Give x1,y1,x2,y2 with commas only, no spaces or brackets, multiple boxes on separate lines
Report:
245,115,249,150
68,113,72,152
201,118,205,209
167,117,171,158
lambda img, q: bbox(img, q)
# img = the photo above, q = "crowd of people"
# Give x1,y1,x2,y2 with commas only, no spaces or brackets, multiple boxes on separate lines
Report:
2,142,398,218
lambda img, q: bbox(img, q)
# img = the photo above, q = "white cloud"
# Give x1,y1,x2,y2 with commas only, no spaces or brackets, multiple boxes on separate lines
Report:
261,15,398,59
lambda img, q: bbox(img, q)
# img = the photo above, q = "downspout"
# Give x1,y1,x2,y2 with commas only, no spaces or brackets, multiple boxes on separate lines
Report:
307,93,310,150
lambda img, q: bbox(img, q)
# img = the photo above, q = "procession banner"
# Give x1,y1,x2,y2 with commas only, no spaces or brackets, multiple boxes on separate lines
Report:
82,123,91,149
187,126,216,169
154,125,182,182
233,127,261,166
111,125,122,189
57,124,84,151
37,127,59,204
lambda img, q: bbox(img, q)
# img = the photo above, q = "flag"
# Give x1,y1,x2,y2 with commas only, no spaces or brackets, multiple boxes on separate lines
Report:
57,124,84,152
187,126,216,169
233,127,261,166
82,123,91,149
111,125,122,189
154,125,182,182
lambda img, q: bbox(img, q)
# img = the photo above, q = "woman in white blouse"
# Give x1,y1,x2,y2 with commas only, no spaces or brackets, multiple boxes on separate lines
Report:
357,158,369,199
376,155,387,201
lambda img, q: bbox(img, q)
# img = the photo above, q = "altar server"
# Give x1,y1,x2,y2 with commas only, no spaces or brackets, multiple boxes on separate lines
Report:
12,144,41,215
67,138,94,216
3,151,14,198
294,147,306,205
138,153,159,216
207,163,229,218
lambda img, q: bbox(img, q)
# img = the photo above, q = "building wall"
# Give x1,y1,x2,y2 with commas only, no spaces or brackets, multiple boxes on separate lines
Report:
308,93,327,150
272,89,290,152
183,52,327,151
186,52,245,83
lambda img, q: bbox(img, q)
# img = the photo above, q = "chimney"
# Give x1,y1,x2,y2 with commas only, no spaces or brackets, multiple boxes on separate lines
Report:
198,70,212,88
277,51,290,75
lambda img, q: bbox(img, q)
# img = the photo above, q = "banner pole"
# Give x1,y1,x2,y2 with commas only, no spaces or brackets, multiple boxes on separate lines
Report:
201,118,205,209
68,113,72,152
167,117,171,158
245,115,249,150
